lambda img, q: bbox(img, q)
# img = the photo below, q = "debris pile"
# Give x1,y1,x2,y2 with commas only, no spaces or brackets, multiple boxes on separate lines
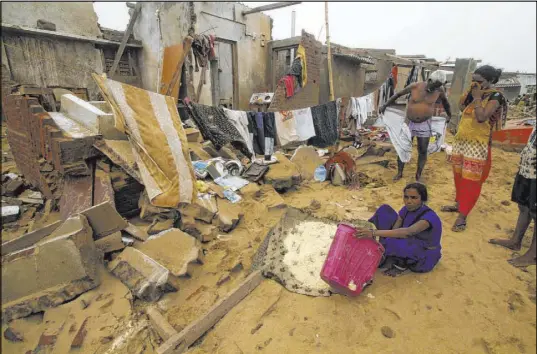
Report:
1,77,392,352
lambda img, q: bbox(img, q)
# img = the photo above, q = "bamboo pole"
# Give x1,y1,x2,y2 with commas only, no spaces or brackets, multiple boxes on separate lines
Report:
325,1,335,102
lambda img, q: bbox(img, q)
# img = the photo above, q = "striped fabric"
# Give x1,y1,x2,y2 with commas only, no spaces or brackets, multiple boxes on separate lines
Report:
93,74,196,207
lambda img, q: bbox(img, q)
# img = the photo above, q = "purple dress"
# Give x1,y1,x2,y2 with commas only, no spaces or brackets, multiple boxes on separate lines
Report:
368,204,442,273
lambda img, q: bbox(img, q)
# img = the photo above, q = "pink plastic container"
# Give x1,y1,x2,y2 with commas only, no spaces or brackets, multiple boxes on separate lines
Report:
320,223,385,297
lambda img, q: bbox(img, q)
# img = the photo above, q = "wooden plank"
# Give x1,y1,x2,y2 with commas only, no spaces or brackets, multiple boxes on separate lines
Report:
147,307,177,341
157,270,264,354
108,3,142,76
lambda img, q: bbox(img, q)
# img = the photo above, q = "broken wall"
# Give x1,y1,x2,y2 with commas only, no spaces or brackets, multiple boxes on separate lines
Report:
2,34,105,100
133,1,272,109
1,2,102,38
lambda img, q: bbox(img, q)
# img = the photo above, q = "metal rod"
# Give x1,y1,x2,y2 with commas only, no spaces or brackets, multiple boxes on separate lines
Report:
325,2,335,101
242,2,301,16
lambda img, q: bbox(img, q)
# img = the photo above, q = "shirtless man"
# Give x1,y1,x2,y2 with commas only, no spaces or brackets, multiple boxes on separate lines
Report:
380,71,452,182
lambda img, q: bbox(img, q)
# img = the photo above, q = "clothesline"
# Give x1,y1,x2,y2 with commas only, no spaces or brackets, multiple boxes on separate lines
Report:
184,99,342,160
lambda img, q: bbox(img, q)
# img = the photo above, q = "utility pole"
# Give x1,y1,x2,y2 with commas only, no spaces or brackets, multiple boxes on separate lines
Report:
325,1,334,101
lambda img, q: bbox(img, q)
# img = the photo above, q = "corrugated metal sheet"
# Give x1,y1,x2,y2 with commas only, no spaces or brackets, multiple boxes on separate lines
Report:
333,52,375,65
496,77,521,88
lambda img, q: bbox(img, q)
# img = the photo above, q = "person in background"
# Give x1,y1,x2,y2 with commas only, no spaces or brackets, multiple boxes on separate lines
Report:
489,126,536,268
514,95,522,105
380,71,452,182
441,65,507,232
356,183,442,277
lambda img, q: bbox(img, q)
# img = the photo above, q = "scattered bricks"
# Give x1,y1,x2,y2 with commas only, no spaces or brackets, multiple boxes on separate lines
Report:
202,141,220,158
3,327,24,342
290,146,323,180
1,220,62,256
94,169,116,209
185,127,201,143
123,222,149,242
258,185,287,211
239,183,261,199
137,228,203,278
179,195,218,224
80,201,128,240
59,174,93,221
180,216,218,243
95,231,125,254
2,178,24,197
218,145,239,161
147,217,175,236
70,317,89,348
93,140,143,184
1,214,101,322
188,142,212,161
214,199,243,233
263,152,301,191
107,247,177,302
1,205,20,223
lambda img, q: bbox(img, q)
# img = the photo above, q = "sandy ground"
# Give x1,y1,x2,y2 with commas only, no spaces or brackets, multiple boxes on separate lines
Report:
2,129,536,353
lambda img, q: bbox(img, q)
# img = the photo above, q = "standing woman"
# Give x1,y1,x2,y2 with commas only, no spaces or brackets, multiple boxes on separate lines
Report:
441,65,507,231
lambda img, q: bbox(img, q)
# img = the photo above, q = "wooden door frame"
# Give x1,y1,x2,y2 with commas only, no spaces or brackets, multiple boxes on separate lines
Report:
214,38,238,109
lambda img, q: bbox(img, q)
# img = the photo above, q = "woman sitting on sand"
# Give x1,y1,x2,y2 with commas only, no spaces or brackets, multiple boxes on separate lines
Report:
355,183,442,277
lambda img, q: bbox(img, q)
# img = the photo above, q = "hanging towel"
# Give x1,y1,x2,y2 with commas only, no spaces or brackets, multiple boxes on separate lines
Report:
309,101,339,148
296,44,307,87
92,74,196,208
263,112,276,159
189,103,251,157
223,108,254,155
375,108,412,163
279,75,295,98
275,108,315,146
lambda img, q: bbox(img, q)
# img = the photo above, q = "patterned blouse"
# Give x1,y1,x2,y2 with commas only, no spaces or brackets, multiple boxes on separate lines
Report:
519,127,537,179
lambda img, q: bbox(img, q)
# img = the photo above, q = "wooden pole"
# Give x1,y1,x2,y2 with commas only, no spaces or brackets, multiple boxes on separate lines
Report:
325,2,335,102
109,2,142,77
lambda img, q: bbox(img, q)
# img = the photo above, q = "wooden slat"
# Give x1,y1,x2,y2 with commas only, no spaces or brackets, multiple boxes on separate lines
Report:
147,307,177,341
156,271,264,354
108,3,142,76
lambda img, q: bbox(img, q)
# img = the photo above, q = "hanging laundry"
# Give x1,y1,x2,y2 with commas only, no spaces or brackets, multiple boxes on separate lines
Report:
279,75,295,98
427,116,447,154
188,103,251,157
263,112,277,159
391,65,399,88
223,108,254,155
295,44,307,87
275,108,316,146
309,101,339,148
247,112,264,156
288,57,303,88
375,108,412,163
191,34,215,72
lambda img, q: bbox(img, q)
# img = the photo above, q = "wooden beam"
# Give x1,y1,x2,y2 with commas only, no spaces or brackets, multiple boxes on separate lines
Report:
242,2,301,16
147,307,178,341
108,3,142,76
156,271,264,354
1,23,142,48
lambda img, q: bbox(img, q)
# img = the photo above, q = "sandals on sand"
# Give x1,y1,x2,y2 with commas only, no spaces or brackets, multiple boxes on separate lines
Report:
451,220,467,232
383,264,409,277
441,205,459,213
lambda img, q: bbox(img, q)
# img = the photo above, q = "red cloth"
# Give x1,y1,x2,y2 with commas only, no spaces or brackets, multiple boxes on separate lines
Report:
279,75,295,98
454,146,492,216
391,66,398,88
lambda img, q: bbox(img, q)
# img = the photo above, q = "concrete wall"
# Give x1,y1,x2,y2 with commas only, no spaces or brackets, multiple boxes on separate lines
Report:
133,1,272,109
517,74,536,95
2,34,104,100
1,2,102,38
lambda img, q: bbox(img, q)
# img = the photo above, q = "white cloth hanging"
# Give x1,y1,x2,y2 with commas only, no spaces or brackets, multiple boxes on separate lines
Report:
274,108,316,146
223,108,254,155
374,108,412,163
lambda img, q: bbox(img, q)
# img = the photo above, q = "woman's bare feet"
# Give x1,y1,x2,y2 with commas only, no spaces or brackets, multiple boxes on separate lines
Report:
489,238,522,251
508,253,536,268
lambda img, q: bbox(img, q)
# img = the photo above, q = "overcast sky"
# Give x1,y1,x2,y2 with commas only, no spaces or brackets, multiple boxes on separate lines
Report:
94,1,536,73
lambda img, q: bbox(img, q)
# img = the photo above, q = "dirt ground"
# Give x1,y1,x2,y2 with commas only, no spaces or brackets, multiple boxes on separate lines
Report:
2,131,536,354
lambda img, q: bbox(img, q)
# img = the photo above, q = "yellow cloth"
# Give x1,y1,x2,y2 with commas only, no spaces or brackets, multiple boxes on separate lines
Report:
92,74,196,208
296,44,307,87
455,89,498,145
